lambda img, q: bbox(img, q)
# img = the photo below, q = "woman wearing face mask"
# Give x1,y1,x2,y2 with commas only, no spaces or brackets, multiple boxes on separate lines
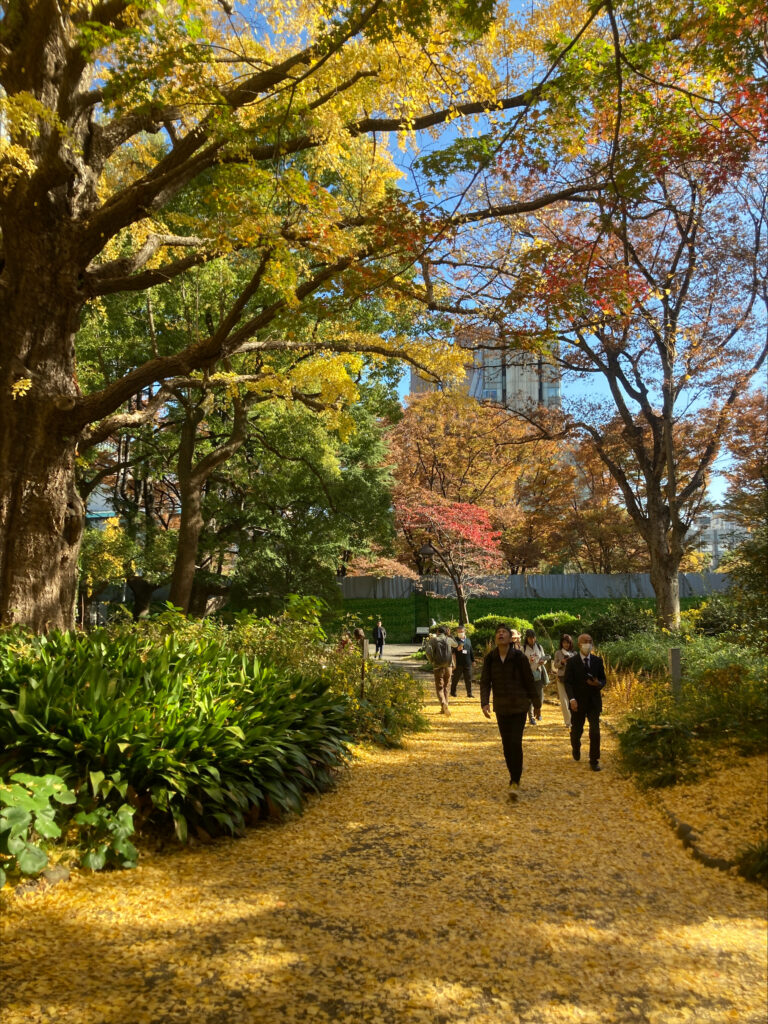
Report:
563,632,607,771
522,629,548,725
552,633,575,728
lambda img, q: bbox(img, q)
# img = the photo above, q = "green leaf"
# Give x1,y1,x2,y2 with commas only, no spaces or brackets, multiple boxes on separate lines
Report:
89,770,106,794
17,842,48,875
81,848,107,872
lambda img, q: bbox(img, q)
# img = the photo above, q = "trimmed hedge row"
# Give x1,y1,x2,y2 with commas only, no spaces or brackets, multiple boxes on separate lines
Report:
342,595,703,644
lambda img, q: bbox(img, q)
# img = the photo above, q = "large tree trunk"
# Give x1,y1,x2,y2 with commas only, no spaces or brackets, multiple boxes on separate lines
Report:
169,481,205,614
126,576,158,620
454,579,469,626
168,396,247,614
0,424,83,632
646,518,682,630
0,258,84,631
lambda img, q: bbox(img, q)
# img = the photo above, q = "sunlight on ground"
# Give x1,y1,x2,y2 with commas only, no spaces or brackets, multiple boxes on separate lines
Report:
1,686,766,1024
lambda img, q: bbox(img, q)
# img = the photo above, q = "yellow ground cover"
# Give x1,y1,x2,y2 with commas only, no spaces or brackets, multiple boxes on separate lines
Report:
1,690,766,1024
652,754,768,863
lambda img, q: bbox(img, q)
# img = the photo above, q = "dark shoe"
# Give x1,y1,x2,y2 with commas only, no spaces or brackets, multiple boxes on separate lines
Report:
508,782,520,801
572,748,581,761
590,763,601,772
466,692,474,698
450,690,457,697
528,717,536,725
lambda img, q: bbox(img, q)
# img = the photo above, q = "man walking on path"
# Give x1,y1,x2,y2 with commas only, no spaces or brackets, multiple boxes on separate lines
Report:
450,626,474,698
564,632,607,772
372,619,386,659
480,625,540,800
425,626,457,715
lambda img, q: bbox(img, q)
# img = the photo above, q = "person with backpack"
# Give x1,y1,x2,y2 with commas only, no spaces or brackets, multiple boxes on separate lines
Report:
480,625,541,801
424,626,458,715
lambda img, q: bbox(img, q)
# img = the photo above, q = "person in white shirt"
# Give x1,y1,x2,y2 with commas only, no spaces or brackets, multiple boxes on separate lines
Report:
522,629,548,725
552,633,576,728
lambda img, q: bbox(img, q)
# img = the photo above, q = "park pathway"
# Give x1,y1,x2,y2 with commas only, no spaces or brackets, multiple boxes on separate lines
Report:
1,665,766,1024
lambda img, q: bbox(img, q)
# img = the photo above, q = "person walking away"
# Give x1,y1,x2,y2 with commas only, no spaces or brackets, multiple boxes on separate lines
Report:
552,633,575,728
372,619,386,659
425,626,457,715
450,626,474,698
522,629,548,725
480,626,541,801
564,632,606,771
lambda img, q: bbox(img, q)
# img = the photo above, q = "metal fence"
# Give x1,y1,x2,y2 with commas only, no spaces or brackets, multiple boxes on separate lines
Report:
339,571,731,601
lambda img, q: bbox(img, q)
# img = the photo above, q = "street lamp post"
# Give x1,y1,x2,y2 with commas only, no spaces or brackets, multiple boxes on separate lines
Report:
417,542,437,634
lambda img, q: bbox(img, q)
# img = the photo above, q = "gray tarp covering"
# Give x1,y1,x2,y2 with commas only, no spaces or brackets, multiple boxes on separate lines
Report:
339,572,731,601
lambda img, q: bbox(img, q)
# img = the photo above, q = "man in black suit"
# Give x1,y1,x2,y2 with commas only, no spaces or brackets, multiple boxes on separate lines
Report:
563,632,607,772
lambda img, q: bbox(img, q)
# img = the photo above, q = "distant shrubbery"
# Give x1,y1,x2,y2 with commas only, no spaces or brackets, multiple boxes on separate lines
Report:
341,595,703,643
532,612,583,651
471,615,534,654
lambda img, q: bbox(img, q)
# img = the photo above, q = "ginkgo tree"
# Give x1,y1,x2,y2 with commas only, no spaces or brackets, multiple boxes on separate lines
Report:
0,0,616,631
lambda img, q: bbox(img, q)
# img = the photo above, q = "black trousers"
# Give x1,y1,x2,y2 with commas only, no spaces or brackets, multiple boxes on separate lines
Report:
374,639,384,657
570,706,601,764
495,712,527,785
450,660,473,695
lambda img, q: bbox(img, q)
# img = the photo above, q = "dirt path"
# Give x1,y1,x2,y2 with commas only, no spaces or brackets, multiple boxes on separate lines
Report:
1,681,766,1024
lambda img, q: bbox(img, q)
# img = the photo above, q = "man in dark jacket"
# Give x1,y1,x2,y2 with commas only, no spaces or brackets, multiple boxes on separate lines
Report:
480,625,541,800
450,625,474,698
563,632,607,771
371,619,386,659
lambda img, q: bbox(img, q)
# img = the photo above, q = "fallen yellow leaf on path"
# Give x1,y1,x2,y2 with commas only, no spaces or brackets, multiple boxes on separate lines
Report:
0,693,766,1024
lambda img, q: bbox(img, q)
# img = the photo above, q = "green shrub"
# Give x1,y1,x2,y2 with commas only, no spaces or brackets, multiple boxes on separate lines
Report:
532,611,582,634
471,615,534,654
614,639,768,786
618,714,695,787
602,633,765,683
73,804,138,872
432,620,476,638
0,773,76,885
736,839,768,888
532,611,583,652
328,656,428,747
686,595,739,637
0,627,351,842
586,598,656,643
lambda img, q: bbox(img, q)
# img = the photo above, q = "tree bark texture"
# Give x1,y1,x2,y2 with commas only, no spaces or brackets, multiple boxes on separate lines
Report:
0,258,84,630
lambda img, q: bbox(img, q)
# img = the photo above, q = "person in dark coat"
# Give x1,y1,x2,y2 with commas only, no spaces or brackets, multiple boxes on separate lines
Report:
371,619,386,659
480,625,540,801
450,625,474,697
563,632,607,772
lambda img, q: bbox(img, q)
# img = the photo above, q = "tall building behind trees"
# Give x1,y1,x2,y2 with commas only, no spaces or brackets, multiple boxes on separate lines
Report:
409,329,560,411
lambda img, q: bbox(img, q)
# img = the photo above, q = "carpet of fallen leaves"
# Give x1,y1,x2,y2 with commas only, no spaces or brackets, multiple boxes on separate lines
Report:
1,688,767,1024
652,754,768,863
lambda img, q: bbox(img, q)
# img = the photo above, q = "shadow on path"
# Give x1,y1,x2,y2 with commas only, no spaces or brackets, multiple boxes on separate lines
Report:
1,687,766,1024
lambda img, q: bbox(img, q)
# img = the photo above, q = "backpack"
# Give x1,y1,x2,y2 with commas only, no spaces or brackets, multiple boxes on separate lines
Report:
426,634,452,667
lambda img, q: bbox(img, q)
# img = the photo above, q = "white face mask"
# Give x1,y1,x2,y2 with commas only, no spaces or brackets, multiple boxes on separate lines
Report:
580,643,592,655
